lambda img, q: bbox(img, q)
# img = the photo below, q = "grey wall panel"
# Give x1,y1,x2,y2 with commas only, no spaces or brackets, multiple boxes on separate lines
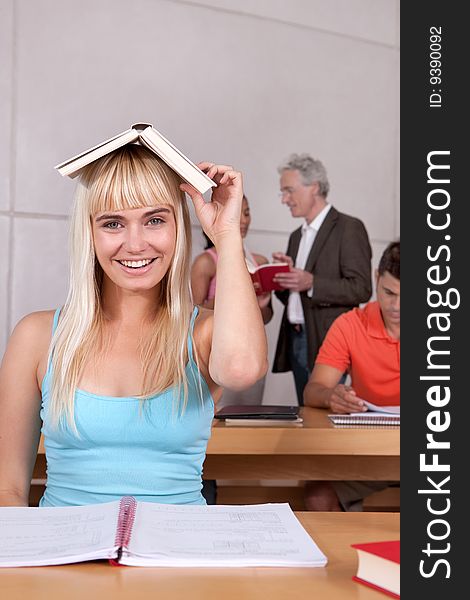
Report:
5,0,399,405
0,217,10,355
14,0,398,243
11,217,69,327
0,0,14,211
180,0,399,46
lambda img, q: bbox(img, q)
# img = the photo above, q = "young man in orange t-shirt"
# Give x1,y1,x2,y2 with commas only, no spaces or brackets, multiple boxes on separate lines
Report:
303,241,400,511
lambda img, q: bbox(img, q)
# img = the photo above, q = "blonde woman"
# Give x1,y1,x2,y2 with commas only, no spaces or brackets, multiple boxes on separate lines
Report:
0,145,268,507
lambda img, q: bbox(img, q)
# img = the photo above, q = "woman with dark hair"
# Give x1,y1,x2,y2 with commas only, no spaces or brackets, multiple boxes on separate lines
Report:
191,195,273,323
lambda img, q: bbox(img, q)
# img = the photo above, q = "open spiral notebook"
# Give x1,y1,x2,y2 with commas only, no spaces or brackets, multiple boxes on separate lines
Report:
0,498,327,568
328,400,400,427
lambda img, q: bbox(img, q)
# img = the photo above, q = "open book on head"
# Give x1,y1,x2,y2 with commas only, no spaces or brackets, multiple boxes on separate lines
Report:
55,123,216,195
246,262,290,295
0,498,327,568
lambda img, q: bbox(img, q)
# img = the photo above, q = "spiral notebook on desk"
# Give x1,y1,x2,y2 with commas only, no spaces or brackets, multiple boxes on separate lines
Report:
328,400,400,427
328,409,400,428
0,498,327,568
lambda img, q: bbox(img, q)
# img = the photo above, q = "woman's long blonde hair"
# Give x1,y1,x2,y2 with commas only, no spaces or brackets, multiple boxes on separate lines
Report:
48,145,195,430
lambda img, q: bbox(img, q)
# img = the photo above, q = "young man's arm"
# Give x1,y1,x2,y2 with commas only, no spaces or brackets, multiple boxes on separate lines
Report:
304,363,366,414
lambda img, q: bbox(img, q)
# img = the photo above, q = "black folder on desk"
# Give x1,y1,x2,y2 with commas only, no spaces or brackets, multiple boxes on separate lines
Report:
214,404,299,420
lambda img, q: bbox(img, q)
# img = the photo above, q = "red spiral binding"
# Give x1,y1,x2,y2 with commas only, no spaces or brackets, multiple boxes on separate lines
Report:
110,496,137,566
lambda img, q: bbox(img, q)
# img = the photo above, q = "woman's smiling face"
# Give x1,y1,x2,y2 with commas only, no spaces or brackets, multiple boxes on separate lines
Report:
92,205,177,292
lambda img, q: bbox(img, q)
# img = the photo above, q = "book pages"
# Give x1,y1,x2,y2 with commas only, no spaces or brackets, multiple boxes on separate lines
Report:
0,502,121,567
0,500,327,568
55,123,216,195
328,413,400,427
123,502,327,567
363,400,400,414
224,417,304,427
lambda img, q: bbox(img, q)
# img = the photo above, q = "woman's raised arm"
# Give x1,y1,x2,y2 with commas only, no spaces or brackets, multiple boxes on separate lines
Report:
181,164,268,391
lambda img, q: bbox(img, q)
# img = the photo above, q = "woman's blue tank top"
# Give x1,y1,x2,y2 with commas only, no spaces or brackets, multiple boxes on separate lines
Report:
39,307,214,507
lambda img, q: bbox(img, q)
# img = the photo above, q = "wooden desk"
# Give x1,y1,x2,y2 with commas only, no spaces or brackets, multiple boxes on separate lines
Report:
204,407,399,481
0,512,399,600
35,407,399,482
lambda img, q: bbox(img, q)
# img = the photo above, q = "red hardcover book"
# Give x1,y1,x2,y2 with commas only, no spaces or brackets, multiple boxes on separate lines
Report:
351,540,400,598
248,262,290,295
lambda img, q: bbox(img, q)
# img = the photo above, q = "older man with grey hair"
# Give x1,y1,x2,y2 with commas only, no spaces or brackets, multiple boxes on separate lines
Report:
272,153,372,404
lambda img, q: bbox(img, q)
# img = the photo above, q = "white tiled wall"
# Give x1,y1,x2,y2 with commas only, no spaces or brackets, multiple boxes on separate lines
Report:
10,217,69,327
2,0,399,405
0,0,13,212
0,217,10,352
181,0,399,46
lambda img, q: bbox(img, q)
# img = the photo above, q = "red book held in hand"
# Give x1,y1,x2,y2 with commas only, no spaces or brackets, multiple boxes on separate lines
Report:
248,263,290,295
351,540,400,598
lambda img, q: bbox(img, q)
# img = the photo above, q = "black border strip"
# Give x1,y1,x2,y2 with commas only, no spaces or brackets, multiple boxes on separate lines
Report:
401,3,466,597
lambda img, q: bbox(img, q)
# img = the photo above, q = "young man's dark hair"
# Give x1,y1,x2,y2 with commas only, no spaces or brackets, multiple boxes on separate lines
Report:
378,240,400,280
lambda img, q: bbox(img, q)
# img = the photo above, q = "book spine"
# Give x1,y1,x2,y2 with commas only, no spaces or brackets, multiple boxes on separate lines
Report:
352,576,400,598
250,271,262,295
110,496,137,565
338,419,399,425
329,416,400,426
332,422,400,428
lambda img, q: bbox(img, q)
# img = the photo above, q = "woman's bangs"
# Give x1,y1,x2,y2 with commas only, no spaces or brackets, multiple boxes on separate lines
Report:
86,146,182,215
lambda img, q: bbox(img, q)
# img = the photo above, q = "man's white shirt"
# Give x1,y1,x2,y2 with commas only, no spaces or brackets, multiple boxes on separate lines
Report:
287,204,332,324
